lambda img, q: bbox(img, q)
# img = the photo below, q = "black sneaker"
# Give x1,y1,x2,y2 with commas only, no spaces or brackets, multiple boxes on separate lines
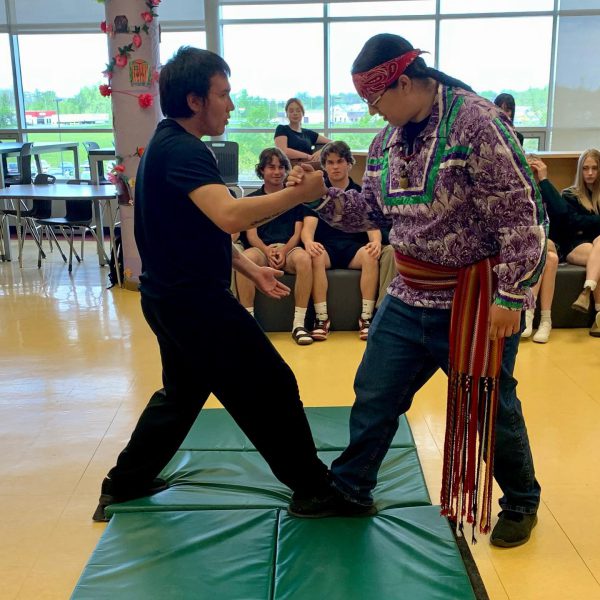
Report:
92,477,169,522
288,488,377,519
490,510,538,548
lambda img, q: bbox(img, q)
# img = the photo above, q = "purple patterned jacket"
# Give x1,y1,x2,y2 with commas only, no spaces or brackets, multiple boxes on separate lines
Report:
313,84,547,310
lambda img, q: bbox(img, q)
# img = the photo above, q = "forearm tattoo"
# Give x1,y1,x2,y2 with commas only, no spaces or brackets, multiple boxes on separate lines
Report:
250,210,284,227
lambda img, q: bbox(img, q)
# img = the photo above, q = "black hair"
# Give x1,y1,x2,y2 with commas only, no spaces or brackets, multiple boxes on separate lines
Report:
159,46,231,118
255,147,291,179
320,141,355,168
351,33,473,93
494,93,516,123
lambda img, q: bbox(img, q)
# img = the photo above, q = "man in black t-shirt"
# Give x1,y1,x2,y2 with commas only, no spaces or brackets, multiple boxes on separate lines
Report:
236,148,314,345
91,47,368,522
301,141,382,342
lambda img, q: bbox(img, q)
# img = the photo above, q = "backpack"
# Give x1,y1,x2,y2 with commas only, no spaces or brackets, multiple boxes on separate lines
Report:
107,234,123,288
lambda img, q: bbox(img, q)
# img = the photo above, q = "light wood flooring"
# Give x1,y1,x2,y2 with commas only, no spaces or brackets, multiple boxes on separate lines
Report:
1,240,600,600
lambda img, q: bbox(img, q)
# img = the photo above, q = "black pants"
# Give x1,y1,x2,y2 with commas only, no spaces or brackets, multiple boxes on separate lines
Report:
108,288,329,497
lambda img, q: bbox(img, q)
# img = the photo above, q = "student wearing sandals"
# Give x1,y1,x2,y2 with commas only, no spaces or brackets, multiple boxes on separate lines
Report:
302,141,382,341
236,147,315,345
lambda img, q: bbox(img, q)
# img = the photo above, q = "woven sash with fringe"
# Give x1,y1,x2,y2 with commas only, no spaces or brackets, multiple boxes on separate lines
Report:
395,251,505,539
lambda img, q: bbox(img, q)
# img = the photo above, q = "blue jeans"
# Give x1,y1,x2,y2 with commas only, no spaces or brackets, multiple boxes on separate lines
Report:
331,294,541,515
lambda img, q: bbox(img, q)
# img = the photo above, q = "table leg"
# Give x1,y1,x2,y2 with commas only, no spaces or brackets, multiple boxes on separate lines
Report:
73,147,80,179
106,198,121,287
16,200,22,268
92,198,107,266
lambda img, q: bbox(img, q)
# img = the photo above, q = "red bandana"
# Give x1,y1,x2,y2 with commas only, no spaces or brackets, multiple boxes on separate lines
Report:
352,49,425,104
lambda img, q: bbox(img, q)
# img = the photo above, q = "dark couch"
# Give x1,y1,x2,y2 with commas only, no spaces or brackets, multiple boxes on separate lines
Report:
254,264,593,332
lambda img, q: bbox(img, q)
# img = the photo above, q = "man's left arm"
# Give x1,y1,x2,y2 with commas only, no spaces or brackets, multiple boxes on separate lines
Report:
469,117,547,334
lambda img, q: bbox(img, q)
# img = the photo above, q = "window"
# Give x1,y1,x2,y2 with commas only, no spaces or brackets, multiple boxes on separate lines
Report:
439,17,553,127
19,34,112,131
329,20,436,133
160,31,207,65
223,22,324,178
329,1,435,17
0,34,17,128
441,0,553,13
221,4,322,19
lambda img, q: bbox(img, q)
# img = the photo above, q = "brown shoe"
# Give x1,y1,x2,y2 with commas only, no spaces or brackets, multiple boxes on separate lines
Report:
571,287,592,314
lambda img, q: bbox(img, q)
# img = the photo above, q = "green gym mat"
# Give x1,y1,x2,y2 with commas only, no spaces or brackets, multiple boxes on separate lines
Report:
71,509,278,600
274,506,476,600
179,406,415,451
106,447,430,517
73,507,475,600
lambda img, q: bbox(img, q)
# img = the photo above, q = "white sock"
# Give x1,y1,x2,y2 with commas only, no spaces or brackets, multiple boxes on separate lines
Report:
314,302,328,321
245,306,254,316
584,280,597,292
539,309,552,323
361,299,375,320
293,306,307,330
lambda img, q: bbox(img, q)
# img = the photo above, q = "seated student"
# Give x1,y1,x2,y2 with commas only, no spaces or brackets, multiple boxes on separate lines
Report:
275,98,331,163
302,141,381,341
522,156,565,343
494,93,525,146
236,147,314,345
563,148,600,337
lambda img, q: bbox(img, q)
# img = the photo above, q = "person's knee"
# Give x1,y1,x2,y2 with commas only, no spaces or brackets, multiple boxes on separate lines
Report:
293,249,312,273
244,248,264,265
546,250,559,269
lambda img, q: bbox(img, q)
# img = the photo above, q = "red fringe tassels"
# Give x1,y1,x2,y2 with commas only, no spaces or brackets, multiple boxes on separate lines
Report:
440,259,504,540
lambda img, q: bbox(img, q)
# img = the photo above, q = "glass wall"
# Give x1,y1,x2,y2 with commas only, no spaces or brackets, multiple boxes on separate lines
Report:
0,34,17,130
2,1,600,183
222,2,566,180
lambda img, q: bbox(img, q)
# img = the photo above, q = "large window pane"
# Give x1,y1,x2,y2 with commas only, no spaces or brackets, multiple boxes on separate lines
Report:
227,132,274,181
160,31,206,65
224,22,324,158
329,20,435,130
439,17,552,127
0,34,17,128
221,4,322,19
441,0,553,13
552,15,600,150
19,34,112,131
329,1,435,17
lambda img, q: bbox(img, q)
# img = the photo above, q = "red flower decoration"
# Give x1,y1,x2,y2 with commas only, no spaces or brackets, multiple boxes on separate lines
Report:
100,21,107,33
151,0,161,5
138,94,154,109
141,11,153,23
114,164,126,173
99,84,112,97
132,33,142,48
115,54,128,68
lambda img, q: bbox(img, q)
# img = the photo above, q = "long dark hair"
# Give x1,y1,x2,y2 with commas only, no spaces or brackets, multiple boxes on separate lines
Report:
351,33,473,93
494,93,516,123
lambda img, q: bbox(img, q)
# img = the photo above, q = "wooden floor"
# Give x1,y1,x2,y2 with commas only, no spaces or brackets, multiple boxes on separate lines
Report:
1,241,600,600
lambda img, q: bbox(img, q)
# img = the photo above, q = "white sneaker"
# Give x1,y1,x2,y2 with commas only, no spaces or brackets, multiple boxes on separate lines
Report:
533,321,552,343
521,309,534,338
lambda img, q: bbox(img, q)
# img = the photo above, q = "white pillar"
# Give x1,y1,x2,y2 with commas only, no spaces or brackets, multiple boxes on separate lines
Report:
103,0,162,288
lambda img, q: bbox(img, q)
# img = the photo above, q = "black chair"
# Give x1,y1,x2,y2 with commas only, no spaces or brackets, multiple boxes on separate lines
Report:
0,173,66,266
205,140,243,196
4,142,33,185
83,141,105,180
34,179,109,272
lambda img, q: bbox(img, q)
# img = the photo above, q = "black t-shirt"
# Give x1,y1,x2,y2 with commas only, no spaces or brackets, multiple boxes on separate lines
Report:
303,177,369,249
246,186,304,246
274,124,319,155
134,119,231,297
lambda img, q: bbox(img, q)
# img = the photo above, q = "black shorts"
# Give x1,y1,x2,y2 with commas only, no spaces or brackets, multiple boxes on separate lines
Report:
323,242,364,269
